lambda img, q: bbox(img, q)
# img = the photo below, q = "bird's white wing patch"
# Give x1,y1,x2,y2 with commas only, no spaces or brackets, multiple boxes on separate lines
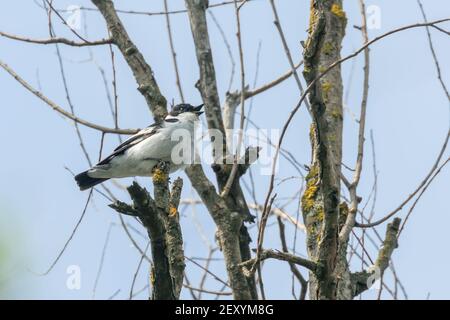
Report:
97,125,159,166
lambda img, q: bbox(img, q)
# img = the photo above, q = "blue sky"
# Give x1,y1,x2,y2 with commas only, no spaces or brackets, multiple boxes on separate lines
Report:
0,0,449,299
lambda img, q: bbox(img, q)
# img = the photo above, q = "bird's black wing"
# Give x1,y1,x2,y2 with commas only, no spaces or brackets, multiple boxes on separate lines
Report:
97,124,160,166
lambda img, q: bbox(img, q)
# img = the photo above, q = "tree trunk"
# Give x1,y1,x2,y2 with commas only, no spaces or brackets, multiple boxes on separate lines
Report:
302,0,348,300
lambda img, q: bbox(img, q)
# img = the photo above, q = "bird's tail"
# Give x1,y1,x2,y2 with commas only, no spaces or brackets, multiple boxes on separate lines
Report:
74,170,109,191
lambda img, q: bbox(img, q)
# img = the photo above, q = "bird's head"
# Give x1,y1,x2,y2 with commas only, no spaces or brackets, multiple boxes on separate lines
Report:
169,103,204,117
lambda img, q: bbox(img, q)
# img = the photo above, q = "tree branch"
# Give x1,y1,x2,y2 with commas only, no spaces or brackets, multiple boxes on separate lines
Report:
185,0,226,142
125,181,174,300
239,249,317,273
92,0,167,122
351,218,401,297
109,163,185,300
338,0,371,245
299,0,346,300
0,59,137,134
164,177,185,297
185,164,253,300
0,30,112,46
185,0,257,299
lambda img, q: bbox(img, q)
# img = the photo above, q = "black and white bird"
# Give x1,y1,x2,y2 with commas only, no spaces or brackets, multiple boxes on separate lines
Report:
75,103,203,191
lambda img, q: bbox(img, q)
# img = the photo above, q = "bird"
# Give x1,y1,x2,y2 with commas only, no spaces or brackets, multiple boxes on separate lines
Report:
75,103,204,191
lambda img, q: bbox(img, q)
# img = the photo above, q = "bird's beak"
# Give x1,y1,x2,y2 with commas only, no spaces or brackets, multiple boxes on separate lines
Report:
193,104,204,116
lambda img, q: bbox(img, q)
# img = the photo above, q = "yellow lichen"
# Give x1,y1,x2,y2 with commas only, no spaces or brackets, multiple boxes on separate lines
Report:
302,165,320,213
322,42,334,55
152,168,168,184
316,230,322,243
302,185,318,213
309,122,316,143
328,134,336,143
150,267,155,285
316,207,324,222
331,3,346,19
331,107,343,120
322,81,332,97
169,206,178,217
338,202,349,227
339,202,349,216
309,1,318,32
303,66,311,76
307,223,317,235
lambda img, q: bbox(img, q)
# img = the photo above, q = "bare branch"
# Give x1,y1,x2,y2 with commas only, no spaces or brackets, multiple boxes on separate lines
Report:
258,16,450,232
59,0,254,17
0,31,112,46
183,284,233,296
269,0,311,115
398,156,450,237
164,177,186,297
0,59,137,134
129,241,151,300
92,0,168,121
163,0,185,103
32,190,93,276
277,217,308,300
338,0,371,243
240,249,317,273
245,61,303,99
185,164,253,299
109,162,185,300
220,0,247,198
351,218,401,297
185,0,226,140
44,0,90,43
208,10,236,92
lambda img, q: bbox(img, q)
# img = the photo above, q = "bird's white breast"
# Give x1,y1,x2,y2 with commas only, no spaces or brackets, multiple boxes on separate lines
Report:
91,115,198,178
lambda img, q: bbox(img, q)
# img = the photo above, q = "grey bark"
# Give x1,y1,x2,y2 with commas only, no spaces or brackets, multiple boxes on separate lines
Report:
302,0,347,300
184,0,258,299
110,162,185,299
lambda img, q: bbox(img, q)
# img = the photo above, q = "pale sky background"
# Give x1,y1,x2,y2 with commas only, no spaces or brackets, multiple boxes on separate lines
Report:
0,0,449,299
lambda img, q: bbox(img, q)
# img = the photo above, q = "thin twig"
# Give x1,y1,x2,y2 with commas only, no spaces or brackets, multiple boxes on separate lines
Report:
0,31,112,46
220,0,247,197
44,0,91,43
163,0,185,103
398,156,450,237
197,248,218,299
183,284,233,296
0,59,137,134
277,217,307,300
129,241,151,300
32,190,93,276
269,0,311,115
53,36,93,166
92,223,114,299
56,0,255,17
208,10,236,92
240,249,317,273
257,18,450,235
185,256,230,288
338,0,371,243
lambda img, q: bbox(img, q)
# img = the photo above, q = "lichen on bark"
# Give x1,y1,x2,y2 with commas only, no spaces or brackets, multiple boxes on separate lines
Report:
301,0,347,300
